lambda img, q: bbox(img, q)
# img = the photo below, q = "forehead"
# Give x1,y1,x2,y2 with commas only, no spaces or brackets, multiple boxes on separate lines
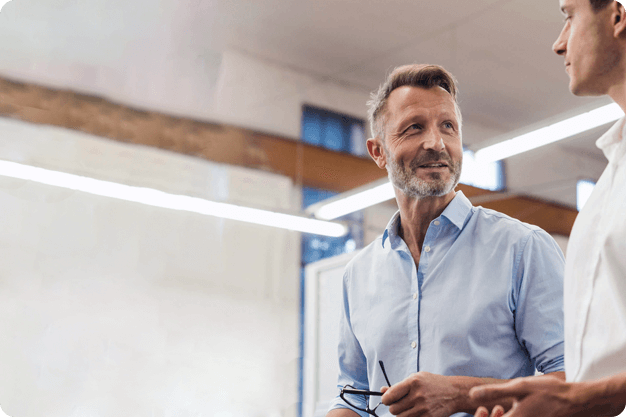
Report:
559,0,590,12
386,85,457,119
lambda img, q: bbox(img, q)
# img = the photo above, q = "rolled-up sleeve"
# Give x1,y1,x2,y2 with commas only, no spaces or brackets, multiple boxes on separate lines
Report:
513,229,565,374
327,269,370,416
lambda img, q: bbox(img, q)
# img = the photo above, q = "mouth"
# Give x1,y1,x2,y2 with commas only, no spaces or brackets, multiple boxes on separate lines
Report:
417,162,449,169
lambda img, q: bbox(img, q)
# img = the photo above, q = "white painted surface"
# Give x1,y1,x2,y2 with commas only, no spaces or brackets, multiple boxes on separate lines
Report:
0,117,300,417
303,252,356,417
0,0,613,207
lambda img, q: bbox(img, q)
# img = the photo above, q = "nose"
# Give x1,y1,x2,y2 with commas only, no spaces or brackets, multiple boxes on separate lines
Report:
553,27,567,56
423,129,445,152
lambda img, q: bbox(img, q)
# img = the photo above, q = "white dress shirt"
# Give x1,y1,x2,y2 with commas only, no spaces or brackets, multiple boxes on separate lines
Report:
564,117,626,384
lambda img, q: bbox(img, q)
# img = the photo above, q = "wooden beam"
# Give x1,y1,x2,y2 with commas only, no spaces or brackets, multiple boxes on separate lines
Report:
0,76,578,235
474,193,577,236
0,76,388,193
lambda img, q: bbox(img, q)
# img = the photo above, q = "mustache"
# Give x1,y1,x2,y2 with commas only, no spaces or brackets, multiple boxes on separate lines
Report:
408,150,454,170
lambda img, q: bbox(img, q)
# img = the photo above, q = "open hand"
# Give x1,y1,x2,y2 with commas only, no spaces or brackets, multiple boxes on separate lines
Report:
470,376,625,417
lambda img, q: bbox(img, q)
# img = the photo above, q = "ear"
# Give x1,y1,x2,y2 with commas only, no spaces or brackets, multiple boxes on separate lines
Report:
613,1,626,37
366,137,387,169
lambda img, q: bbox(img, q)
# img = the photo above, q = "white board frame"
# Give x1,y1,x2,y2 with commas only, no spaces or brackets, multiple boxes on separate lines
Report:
302,251,357,417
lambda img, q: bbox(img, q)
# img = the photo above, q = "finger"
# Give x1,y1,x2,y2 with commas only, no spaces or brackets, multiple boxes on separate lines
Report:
381,381,409,405
387,394,415,416
470,382,528,403
474,406,489,417
501,400,520,417
490,405,505,417
381,386,388,393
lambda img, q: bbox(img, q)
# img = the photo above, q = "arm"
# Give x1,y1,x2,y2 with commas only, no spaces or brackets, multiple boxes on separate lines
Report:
326,269,370,416
327,409,362,417
470,371,626,417
380,371,565,417
513,230,566,376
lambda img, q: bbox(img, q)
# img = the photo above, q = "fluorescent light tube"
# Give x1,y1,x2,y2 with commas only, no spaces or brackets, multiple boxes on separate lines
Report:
475,103,624,163
315,181,395,220
0,160,347,237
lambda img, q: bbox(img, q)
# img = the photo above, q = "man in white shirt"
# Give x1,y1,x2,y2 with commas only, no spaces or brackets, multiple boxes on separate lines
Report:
468,0,626,416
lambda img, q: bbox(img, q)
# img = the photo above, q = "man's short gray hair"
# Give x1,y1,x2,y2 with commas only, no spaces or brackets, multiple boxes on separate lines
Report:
367,64,462,139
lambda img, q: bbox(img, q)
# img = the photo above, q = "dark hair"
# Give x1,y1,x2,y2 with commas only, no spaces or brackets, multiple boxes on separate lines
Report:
367,64,461,138
590,0,614,11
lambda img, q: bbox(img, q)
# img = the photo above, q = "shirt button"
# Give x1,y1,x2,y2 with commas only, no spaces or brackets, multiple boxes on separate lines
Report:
413,292,418,300
424,246,431,253
411,342,417,349
434,221,440,226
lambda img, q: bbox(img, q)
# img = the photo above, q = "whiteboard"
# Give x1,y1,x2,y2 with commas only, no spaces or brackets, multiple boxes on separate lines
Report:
302,252,356,417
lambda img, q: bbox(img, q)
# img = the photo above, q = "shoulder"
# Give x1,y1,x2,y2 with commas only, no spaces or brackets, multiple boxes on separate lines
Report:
470,205,548,241
470,207,564,277
345,235,385,275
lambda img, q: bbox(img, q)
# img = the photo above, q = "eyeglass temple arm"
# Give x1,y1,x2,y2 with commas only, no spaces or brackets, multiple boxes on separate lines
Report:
379,360,391,387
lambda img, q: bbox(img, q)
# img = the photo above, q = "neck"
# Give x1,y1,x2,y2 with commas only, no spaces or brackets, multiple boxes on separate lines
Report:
605,53,626,113
396,190,456,255
608,79,626,114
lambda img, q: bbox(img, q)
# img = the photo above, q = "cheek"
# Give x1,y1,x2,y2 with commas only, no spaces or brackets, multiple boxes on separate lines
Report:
445,140,463,160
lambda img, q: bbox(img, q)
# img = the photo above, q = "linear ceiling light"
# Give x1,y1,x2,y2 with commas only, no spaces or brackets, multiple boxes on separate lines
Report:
475,103,624,164
0,159,347,237
313,180,395,220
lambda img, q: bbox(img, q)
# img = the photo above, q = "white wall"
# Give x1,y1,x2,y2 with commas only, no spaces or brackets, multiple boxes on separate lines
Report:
211,51,372,139
506,129,607,208
0,117,301,417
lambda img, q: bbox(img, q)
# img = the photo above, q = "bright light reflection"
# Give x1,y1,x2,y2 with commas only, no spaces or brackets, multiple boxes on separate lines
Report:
577,180,596,212
475,103,624,163
315,181,395,220
0,160,347,237
460,149,503,191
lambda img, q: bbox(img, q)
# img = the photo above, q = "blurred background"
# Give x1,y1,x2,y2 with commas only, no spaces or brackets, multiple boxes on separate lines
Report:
0,0,612,416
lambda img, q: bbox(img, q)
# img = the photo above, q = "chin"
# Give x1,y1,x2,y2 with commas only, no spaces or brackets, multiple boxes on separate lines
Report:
570,78,605,97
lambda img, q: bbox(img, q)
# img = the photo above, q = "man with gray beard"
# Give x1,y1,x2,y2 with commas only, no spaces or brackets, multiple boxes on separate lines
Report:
326,64,567,417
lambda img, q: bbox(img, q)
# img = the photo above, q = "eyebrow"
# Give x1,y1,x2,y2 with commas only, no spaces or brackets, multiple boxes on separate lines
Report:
396,112,458,131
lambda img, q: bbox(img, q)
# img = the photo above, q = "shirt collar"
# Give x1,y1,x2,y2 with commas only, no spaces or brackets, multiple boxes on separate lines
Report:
382,191,473,248
441,191,473,230
596,116,626,163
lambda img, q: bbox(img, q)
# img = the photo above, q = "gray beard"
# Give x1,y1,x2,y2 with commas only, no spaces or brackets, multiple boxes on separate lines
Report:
386,151,462,198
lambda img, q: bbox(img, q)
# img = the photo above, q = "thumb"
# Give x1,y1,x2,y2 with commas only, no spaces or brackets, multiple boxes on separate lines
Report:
470,381,527,403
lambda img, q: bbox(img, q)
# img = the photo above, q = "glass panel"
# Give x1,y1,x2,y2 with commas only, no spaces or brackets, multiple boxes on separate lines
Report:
460,149,505,191
577,179,595,211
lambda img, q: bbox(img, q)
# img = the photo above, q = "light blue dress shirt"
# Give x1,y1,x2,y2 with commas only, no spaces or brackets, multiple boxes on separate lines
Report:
328,191,565,417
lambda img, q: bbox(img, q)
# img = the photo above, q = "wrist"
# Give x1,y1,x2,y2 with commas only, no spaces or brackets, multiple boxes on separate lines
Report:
568,380,601,413
449,376,478,413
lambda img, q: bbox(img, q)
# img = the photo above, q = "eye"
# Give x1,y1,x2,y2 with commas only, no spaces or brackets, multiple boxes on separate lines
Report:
443,121,455,129
405,124,422,133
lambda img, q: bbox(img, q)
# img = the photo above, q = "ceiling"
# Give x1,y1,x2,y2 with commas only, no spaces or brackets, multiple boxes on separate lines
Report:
0,0,613,172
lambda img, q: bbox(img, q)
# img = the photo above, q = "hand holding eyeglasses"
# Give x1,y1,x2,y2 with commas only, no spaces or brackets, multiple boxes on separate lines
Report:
380,371,462,417
339,360,392,416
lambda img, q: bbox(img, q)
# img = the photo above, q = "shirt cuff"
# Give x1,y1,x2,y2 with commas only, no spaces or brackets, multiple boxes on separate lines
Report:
328,396,370,417
535,344,565,374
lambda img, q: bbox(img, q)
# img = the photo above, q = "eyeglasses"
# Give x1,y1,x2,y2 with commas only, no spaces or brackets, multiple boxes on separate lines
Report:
339,361,392,417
